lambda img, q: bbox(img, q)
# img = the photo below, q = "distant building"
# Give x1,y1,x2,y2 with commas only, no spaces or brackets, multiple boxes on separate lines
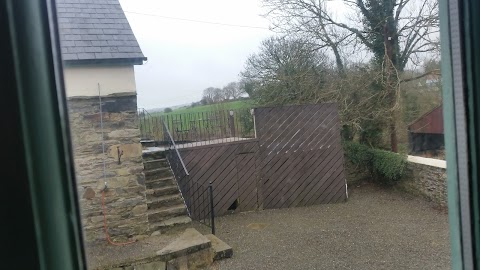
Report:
408,105,444,154
425,74,441,87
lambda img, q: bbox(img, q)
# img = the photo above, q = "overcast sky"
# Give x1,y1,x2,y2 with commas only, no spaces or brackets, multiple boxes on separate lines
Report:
119,0,273,109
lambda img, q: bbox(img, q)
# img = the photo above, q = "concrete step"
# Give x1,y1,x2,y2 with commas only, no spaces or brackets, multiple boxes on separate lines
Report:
146,186,180,199
205,234,233,261
156,228,212,262
142,150,166,161
145,167,173,180
147,193,184,210
145,177,176,189
144,158,169,170
149,216,192,233
147,204,188,223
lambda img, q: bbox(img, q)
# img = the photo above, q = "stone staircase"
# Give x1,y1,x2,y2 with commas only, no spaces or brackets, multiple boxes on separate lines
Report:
94,227,233,270
92,148,234,270
142,150,191,232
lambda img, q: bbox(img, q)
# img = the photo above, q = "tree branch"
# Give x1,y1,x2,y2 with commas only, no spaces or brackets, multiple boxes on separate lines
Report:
400,69,440,83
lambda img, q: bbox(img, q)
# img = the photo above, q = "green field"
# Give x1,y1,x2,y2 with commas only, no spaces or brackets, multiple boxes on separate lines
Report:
140,99,256,141
152,99,254,116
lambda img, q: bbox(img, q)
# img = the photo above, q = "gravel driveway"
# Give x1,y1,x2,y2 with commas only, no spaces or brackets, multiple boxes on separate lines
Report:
209,183,451,270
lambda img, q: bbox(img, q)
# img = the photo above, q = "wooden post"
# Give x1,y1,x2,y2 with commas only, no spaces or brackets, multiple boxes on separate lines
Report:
229,110,235,138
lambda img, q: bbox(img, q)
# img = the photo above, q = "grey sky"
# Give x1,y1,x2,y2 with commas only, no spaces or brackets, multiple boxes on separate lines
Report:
119,0,273,109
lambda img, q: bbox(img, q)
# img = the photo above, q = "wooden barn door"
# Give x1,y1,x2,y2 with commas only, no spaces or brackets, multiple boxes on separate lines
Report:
235,141,259,212
255,104,347,209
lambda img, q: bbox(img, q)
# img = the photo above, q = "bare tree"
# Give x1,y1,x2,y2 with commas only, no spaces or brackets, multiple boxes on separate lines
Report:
262,0,439,152
223,82,243,100
241,37,329,105
202,87,224,104
202,87,215,104
263,0,352,76
212,88,224,103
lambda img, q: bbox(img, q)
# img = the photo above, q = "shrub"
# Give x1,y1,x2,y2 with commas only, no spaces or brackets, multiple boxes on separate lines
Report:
238,109,254,137
164,107,173,113
343,141,407,184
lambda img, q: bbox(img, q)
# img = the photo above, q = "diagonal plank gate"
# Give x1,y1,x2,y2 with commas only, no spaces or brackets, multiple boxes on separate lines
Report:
176,103,347,217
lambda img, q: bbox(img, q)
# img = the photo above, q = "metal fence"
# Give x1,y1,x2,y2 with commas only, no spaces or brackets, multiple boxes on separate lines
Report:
162,118,215,234
138,108,255,147
138,108,163,141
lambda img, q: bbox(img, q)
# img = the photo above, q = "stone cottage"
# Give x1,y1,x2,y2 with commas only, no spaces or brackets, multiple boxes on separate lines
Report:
57,0,149,242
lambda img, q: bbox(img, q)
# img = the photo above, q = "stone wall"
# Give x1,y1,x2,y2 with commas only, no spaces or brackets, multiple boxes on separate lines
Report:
68,93,148,243
400,156,447,207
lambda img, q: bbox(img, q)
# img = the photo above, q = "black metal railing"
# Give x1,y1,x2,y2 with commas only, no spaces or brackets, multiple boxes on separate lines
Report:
138,108,255,148
162,109,255,146
162,119,216,234
137,108,163,141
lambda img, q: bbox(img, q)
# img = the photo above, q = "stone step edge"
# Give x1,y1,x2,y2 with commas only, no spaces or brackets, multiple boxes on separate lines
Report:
149,216,192,230
144,167,171,174
145,176,175,183
142,153,167,161
143,159,168,167
146,193,182,205
145,186,179,195
147,204,187,216
156,228,212,262
144,158,167,162
205,234,233,261
92,257,166,270
147,194,183,204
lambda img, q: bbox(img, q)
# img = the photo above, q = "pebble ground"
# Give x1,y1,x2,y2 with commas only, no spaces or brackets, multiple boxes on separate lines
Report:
212,183,451,270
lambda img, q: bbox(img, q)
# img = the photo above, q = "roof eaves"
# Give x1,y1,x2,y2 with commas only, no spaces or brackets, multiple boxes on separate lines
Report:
63,56,147,66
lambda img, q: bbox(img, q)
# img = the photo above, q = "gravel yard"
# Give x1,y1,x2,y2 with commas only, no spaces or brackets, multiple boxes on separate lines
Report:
210,183,451,270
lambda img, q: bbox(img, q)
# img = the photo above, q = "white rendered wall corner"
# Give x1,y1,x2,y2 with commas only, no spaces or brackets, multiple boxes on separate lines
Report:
63,65,137,97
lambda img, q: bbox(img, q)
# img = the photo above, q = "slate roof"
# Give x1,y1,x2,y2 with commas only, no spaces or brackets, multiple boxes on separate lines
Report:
56,0,146,65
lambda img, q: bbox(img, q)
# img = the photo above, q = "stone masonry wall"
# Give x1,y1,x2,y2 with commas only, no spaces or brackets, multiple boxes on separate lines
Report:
400,157,447,208
68,93,148,243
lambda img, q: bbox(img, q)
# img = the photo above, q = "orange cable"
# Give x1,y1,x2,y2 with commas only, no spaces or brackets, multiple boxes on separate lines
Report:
102,190,136,246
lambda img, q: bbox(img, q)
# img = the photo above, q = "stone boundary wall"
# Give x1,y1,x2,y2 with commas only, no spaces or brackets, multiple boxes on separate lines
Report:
68,93,148,243
401,156,447,207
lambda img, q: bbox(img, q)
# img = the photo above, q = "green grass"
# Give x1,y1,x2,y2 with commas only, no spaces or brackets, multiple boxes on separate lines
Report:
141,99,255,141
153,99,254,116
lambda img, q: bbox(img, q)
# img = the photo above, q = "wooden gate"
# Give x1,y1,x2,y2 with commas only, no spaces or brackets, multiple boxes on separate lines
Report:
255,103,347,209
178,140,259,216
173,103,346,217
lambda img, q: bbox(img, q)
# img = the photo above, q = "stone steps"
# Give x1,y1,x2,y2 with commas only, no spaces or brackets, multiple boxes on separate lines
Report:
142,150,166,161
91,228,233,270
145,176,176,189
156,228,213,269
142,150,191,235
205,234,233,261
146,186,180,199
140,139,156,148
147,204,188,223
144,167,172,180
149,216,192,233
155,228,233,269
147,193,184,209
143,158,169,170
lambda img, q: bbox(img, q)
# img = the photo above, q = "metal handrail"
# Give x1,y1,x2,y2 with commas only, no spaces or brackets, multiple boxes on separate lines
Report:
209,182,215,235
149,112,216,235
162,118,189,176
137,108,156,141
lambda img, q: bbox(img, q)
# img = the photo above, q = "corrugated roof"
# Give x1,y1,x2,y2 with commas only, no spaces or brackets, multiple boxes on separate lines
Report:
56,0,146,64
